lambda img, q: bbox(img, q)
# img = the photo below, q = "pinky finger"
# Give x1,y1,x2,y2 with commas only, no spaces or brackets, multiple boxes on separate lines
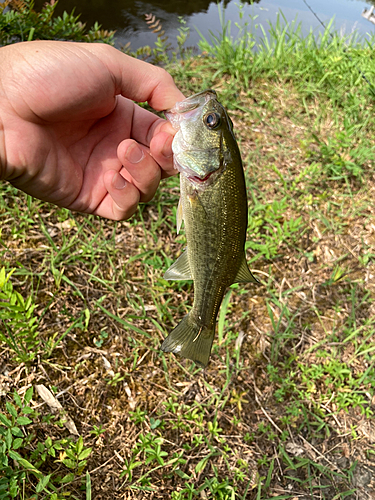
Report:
96,169,140,221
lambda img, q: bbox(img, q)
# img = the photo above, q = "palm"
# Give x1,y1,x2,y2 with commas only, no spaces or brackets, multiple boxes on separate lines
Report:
0,41,184,219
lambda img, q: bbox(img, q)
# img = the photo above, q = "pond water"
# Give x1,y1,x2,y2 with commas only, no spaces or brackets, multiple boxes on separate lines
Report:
34,0,375,50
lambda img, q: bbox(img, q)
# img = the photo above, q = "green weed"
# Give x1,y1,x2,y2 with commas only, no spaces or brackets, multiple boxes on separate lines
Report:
0,267,41,362
0,0,114,45
0,388,91,499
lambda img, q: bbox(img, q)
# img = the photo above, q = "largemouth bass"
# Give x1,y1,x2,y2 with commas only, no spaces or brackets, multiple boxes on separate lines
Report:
161,90,257,367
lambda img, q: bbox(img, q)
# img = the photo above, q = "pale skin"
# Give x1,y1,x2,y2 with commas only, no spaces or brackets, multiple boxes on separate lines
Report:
0,41,185,220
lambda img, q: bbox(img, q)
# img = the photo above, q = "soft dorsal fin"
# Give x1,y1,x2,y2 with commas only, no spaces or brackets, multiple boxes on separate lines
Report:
233,255,259,284
163,249,192,281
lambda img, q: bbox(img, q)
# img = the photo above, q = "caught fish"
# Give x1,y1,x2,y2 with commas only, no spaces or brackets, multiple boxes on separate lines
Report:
161,90,258,367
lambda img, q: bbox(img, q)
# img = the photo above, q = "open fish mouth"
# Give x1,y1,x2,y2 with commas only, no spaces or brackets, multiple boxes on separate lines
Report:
174,154,220,183
189,172,214,183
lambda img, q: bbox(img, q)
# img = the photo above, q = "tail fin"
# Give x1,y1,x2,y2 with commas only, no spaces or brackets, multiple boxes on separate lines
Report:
161,314,215,368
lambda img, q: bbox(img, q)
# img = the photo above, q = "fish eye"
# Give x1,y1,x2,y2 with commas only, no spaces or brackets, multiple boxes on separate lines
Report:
204,112,221,129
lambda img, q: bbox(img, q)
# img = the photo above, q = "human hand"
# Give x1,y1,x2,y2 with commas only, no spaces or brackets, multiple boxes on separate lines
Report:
0,41,185,220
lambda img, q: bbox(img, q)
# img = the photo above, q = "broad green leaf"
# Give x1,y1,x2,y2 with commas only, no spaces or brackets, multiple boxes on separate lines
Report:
0,267,5,288
24,387,33,404
8,450,22,461
5,429,12,450
66,449,76,460
175,468,190,479
12,438,24,450
63,458,76,469
16,416,32,426
45,436,53,448
48,446,56,457
0,267,15,288
21,406,34,415
61,472,75,484
9,450,40,476
9,477,18,498
25,296,32,311
76,436,83,455
0,413,11,427
11,427,23,437
129,461,142,470
78,447,92,461
35,474,51,493
13,392,22,409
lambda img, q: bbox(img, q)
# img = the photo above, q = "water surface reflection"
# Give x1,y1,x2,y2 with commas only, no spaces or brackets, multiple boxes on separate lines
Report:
34,0,375,50
34,0,258,32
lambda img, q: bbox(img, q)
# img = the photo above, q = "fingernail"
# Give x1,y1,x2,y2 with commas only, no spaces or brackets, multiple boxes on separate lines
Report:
161,135,174,159
112,172,126,190
126,143,144,164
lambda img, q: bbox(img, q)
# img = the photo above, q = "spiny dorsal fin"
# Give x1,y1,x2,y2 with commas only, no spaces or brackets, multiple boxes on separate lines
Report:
233,255,259,284
163,249,192,281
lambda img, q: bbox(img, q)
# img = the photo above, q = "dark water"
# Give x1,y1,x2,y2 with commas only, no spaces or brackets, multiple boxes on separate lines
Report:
34,0,375,50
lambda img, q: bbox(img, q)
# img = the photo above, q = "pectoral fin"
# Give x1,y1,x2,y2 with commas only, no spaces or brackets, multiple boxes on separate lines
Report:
176,196,183,234
233,255,259,284
164,249,192,280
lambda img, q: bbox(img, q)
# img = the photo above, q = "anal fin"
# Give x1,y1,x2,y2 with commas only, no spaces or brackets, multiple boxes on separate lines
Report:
233,255,259,284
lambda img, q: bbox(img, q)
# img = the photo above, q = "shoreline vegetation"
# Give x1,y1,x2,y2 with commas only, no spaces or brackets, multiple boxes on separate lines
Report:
1,1,375,498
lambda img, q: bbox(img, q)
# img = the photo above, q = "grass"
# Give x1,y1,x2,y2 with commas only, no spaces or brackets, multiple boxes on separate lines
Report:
2,4,375,499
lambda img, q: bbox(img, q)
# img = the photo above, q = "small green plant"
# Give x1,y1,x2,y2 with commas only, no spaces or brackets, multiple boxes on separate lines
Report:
0,387,36,499
0,266,90,362
0,388,92,499
0,0,114,45
197,3,256,83
55,435,92,475
175,16,190,59
246,196,305,260
135,432,168,466
120,456,143,483
129,408,147,425
0,267,40,362
93,328,108,348
89,424,106,438
307,125,374,182
138,13,171,65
